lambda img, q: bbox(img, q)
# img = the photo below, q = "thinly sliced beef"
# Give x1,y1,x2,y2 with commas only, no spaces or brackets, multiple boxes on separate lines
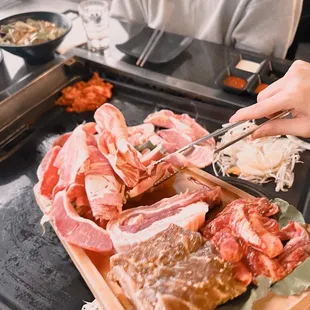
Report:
37,146,61,198
95,104,144,187
53,125,89,196
107,188,222,252
48,191,113,252
84,145,123,220
109,225,248,310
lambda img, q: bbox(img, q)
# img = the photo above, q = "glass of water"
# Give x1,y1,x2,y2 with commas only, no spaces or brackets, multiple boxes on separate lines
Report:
79,0,109,52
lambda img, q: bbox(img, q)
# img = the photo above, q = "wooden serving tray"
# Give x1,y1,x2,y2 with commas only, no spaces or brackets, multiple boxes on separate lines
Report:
34,168,310,310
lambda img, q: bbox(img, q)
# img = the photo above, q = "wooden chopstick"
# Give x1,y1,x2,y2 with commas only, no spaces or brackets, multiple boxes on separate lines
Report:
136,29,160,66
139,28,165,67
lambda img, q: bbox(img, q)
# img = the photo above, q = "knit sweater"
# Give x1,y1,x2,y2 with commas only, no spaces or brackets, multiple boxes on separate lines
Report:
110,0,303,59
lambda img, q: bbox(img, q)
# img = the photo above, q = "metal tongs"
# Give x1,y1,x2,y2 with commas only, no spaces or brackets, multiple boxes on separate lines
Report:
149,109,291,184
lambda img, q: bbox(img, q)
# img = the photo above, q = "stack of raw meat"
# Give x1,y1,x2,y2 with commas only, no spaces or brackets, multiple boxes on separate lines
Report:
109,199,310,310
109,225,250,310
201,197,310,283
36,104,216,252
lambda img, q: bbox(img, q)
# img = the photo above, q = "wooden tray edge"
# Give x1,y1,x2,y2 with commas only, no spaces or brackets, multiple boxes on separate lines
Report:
33,183,125,310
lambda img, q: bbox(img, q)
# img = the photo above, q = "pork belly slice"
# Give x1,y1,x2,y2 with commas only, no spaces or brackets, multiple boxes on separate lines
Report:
47,190,113,253
128,124,155,147
127,162,173,199
109,225,248,310
165,145,214,169
84,145,123,220
144,109,215,146
95,104,145,188
37,145,61,199
52,125,89,196
107,187,222,252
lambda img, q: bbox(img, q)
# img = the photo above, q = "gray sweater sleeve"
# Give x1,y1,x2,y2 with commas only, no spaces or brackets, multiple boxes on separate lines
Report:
229,0,302,59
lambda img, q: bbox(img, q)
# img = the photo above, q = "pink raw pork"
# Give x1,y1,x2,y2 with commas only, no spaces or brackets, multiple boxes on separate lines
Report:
107,187,222,252
95,104,145,188
47,190,113,253
84,145,123,220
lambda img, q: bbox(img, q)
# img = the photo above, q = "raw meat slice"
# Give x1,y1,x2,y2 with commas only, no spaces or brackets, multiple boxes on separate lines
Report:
280,221,310,240
107,187,222,252
128,123,155,136
157,128,193,148
128,124,155,146
128,162,172,198
201,198,310,283
177,113,215,146
148,133,177,153
165,145,214,168
95,104,145,187
232,261,253,286
139,144,164,167
144,109,215,146
278,222,310,274
47,191,113,252
37,146,61,198
84,145,123,220
245,246,287,282
145,110,196,142
211,229,243,263
53,125,89,196
202,198,283,258
144,109,178,129
109,225,248,310
67,173,89,209
52,132,72,148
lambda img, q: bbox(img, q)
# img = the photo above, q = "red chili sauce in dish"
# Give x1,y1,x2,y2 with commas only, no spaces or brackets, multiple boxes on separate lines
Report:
223,76,247,89
255,83,269,94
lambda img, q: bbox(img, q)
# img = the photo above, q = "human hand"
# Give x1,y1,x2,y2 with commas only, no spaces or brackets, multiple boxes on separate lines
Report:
229,60,310,138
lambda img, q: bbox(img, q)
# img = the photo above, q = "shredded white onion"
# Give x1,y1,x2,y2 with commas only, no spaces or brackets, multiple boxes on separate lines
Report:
81,300,102,310
213,121,305,192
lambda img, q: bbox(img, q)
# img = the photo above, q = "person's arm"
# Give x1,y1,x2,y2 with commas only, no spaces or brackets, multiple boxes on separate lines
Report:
230,60,310,138
231,0,303,59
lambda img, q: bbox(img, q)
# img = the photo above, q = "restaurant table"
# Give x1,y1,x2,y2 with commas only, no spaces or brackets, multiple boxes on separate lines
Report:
1,1,310,310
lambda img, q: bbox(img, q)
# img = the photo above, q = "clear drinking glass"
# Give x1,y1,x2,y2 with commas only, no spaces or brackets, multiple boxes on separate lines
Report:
79,0,109,52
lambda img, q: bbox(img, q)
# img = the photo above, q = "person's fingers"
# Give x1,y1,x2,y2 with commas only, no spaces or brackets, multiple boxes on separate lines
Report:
252,118,310,138
257,78,285,102
230,93,290,122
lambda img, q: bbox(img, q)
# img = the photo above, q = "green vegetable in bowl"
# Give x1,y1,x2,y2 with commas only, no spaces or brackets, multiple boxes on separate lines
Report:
0,18,66,45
